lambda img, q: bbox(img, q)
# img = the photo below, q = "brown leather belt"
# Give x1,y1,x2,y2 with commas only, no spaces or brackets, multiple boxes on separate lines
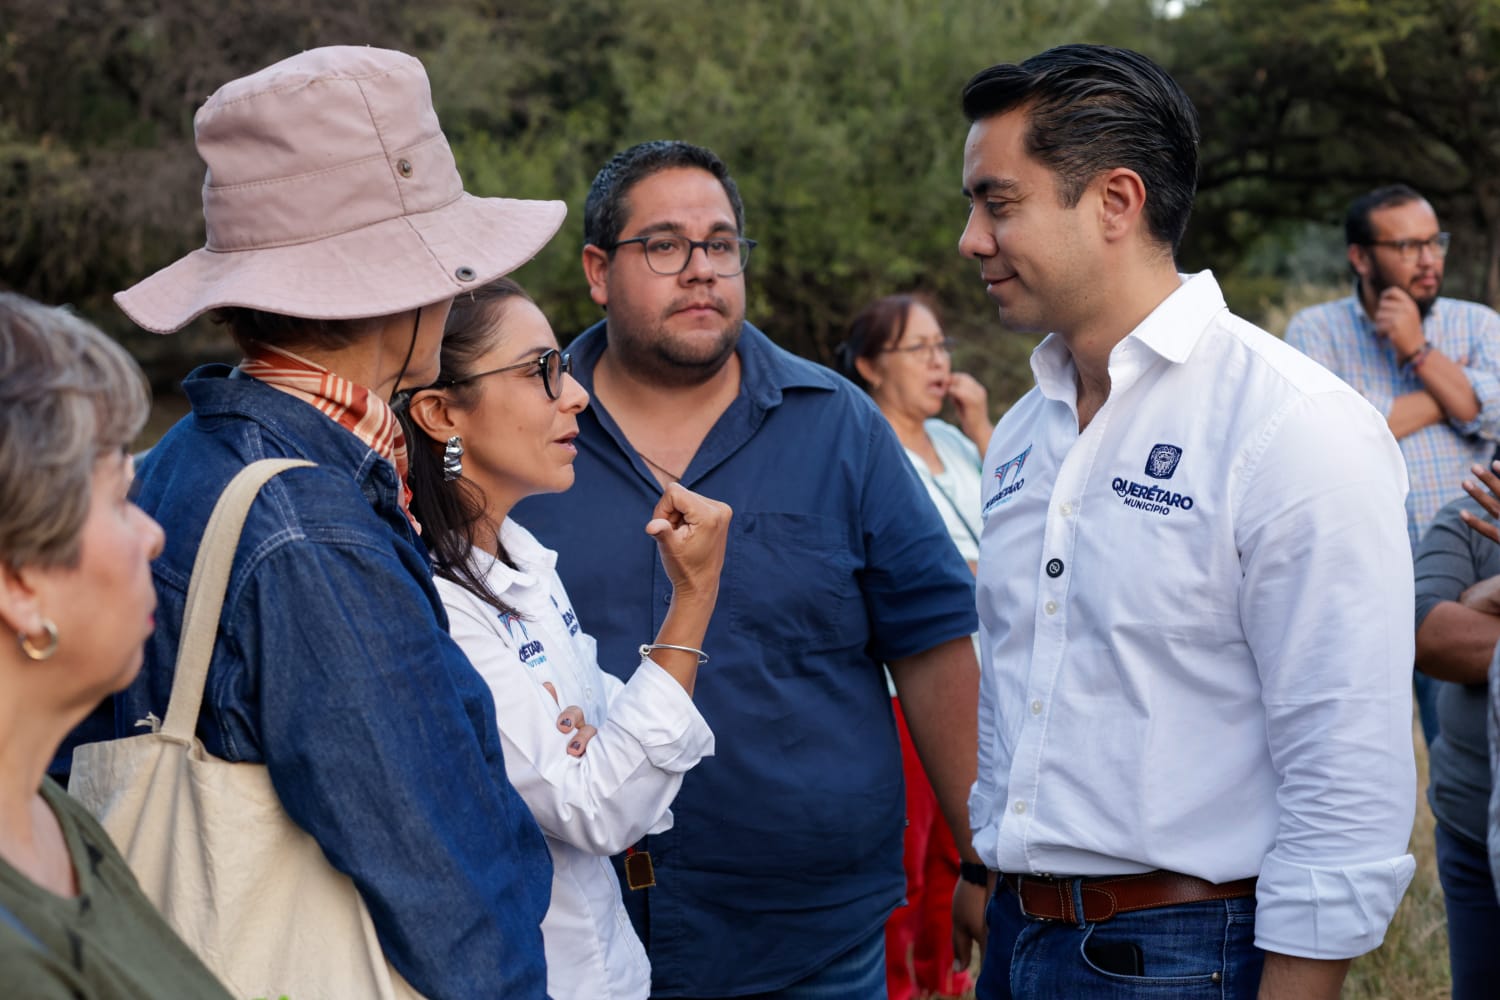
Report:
1000,870,1257,925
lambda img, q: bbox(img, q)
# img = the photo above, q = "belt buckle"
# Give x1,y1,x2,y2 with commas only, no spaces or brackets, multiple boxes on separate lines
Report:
1020,873,1062,923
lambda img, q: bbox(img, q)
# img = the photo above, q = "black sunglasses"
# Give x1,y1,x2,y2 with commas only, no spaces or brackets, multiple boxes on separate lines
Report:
430,348,573,400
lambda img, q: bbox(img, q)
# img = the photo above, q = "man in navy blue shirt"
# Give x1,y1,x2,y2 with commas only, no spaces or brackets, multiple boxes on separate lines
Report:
514,140,985,998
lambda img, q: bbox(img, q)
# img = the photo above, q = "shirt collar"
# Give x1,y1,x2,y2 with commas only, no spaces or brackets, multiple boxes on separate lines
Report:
463,518,557,592
1031,270,1226,400
567,318,839,410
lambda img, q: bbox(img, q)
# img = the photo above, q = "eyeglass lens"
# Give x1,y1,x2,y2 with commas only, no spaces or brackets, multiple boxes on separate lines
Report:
643,236,750,276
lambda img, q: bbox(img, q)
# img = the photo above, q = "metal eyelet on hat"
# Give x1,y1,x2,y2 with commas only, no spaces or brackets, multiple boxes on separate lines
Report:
455,266,476,281
396,158,414,178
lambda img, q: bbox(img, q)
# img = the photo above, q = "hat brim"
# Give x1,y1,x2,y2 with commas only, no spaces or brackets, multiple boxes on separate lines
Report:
115,194,567,334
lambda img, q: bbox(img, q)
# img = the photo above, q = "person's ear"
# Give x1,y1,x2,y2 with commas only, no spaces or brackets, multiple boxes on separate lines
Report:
1348,243,1374,282
1097,167,1148,243
853,354,882,392
0,562,45,642
408,390,459,441
582,244,611,309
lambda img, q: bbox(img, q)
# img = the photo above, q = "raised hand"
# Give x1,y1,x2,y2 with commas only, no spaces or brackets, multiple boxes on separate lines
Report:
947,371,993,452
1372,287,1425,359
645,482,732,608
1460,460,1500,545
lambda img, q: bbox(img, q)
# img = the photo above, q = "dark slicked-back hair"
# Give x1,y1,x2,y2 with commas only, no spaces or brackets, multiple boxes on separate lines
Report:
1345,184,1427,246
961,44,1200,255
583,140,745,250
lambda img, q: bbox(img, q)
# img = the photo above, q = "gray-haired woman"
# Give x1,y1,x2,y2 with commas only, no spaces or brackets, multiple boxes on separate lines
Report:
0,293,232,998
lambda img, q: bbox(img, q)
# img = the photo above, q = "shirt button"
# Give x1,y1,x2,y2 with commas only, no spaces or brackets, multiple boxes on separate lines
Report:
1030,699,1043,715
1013,800,1027,814
1060,502,1073,517
1044,600,1058,615
662,592,672,605
1045,558,1064,578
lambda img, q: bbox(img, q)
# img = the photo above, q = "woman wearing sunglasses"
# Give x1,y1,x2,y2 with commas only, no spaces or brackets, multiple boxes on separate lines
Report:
400,278,731,1000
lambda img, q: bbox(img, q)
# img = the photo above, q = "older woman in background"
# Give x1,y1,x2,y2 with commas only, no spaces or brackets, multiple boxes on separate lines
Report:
837,293,991,1000
0,293,232,998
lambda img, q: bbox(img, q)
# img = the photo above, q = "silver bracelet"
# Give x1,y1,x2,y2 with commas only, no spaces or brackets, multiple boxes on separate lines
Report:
639,642,709,665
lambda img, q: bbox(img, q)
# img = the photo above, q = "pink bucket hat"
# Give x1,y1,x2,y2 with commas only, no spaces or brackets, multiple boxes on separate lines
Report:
116,46,566,334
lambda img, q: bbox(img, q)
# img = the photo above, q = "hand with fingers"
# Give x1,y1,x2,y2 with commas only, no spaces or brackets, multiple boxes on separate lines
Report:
946,372,993,453
543,681,598,757
1459,460,1500,545
646,482,732,605
640,482,732,695
1372,287,1425,359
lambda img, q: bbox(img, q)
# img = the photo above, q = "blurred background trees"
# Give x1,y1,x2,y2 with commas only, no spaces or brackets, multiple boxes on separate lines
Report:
4,0,1500,413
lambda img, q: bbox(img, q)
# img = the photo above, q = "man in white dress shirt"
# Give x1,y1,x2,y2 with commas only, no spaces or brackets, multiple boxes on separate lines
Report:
957,44,1418,1000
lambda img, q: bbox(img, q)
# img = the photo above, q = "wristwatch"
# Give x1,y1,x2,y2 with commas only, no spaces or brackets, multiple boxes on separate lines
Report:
958,861,991,887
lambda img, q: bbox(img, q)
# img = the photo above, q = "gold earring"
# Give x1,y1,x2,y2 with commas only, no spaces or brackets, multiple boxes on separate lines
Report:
18,618,59,661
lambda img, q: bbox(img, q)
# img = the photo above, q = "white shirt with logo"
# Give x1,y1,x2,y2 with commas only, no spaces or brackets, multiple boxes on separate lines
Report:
438,518,714,1000
972,270,1416,960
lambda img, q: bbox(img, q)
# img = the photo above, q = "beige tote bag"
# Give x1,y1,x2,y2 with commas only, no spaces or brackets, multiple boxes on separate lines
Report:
71,459,423,1000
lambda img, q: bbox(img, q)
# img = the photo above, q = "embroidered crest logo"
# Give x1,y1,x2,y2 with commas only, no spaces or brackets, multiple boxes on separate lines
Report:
1144,443,1182,480
500,614,530,642
983,444,1033,514
501,612,547,667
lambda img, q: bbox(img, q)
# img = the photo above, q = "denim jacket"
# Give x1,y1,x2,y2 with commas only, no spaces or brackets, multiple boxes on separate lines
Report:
99,365,552,999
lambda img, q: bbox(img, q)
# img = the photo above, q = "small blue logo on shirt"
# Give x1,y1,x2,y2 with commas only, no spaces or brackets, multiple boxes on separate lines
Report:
551,595,580,636
983,444,1033,514
1145,443,1182,480
501,612,548,669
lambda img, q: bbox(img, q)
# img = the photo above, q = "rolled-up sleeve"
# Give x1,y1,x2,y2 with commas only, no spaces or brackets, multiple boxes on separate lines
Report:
1451,310,1500,439
1236,390,1417,959
448,599,715,858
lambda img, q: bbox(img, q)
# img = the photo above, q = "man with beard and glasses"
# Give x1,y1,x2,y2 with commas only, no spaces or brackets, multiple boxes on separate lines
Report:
1287,184,1500,745
513,140,986,999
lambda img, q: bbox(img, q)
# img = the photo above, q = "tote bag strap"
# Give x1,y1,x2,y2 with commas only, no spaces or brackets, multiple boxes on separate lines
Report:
160,459,316,744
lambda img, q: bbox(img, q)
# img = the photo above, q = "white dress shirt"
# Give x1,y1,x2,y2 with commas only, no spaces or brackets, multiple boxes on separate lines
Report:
438,518,714,1000
972,271,1417,960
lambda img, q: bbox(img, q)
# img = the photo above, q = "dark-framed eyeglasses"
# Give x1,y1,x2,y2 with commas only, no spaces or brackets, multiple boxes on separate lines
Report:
608,233,758,276
879,337,953,361
1365,232,1450,262
432,348,573,400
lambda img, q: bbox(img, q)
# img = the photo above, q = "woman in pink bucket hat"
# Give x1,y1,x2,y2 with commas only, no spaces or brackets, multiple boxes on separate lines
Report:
65,46,563,999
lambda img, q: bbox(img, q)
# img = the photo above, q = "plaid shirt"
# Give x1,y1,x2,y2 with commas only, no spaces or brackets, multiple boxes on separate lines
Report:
1286,294,1500,545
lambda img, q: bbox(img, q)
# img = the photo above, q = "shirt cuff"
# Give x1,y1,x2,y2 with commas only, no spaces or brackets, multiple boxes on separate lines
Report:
1253,852,1416,959
607,657,715,772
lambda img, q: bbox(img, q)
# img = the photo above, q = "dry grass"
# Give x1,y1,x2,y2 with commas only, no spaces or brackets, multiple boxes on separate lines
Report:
951,721,1450,999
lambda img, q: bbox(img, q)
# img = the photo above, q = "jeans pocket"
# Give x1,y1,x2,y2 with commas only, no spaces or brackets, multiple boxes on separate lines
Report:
1069,898,1261,998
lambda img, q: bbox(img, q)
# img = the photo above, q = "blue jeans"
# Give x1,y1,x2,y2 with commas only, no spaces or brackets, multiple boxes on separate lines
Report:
976,879,1264,999
672,925,886,1000
1434,822,1500,1000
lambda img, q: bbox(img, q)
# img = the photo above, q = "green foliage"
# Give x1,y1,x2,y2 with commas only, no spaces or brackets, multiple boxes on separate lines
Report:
2,0,1163,407
1168,0,1500,307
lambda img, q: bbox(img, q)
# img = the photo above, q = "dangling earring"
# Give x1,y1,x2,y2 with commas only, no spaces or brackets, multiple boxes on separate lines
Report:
18,618,59,661
443,435,464,481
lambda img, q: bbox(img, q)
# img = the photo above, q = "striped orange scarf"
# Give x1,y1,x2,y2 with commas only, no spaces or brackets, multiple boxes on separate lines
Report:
240,344,418,532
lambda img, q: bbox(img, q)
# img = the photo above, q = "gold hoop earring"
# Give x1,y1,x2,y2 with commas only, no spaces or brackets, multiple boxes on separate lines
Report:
18,619,59,661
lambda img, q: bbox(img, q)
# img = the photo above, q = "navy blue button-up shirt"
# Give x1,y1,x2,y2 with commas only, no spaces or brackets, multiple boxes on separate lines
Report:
515,321,977,996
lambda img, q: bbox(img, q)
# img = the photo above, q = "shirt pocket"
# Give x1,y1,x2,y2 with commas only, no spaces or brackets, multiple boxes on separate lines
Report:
726,512,864,655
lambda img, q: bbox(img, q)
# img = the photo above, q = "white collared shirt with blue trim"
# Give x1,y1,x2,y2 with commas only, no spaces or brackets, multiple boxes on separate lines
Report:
972,271,1416,961
437,518,714,1000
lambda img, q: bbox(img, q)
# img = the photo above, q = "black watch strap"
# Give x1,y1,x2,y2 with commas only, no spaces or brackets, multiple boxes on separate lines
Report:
958,861,991,887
